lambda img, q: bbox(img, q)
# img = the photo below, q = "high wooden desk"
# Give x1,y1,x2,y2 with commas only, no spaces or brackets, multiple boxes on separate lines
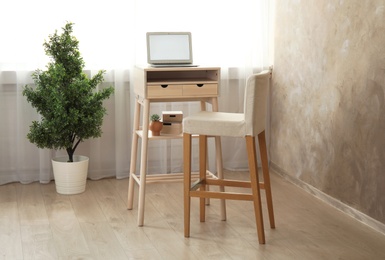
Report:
127,66,225,226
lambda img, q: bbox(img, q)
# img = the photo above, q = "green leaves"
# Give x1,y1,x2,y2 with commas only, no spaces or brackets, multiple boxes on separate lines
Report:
23,22,114,162
150,114,160,121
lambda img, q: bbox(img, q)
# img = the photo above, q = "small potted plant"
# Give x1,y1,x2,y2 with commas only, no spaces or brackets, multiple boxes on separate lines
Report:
23,22,114,194
149,114,163,136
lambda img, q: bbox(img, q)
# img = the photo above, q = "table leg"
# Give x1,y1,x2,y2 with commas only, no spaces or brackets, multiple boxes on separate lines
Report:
199,101,211,205
137,99,150,226
212,98,227,221
128,98,141,209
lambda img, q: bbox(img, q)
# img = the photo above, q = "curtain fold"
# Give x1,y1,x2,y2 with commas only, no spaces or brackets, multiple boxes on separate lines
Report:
0,0,273,184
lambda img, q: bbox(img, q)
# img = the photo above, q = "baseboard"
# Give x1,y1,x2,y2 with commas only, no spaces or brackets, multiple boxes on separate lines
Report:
270,162,385,236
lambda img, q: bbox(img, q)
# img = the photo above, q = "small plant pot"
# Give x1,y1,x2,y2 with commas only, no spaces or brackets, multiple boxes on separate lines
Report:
52,155,89,195
149,121,163,136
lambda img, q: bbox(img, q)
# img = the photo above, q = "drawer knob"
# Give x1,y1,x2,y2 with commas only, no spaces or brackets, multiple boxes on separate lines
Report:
197,84,204,87
161,84,168,88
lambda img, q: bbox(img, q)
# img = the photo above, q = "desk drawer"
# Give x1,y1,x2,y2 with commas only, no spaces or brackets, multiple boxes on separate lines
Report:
183,83,217,96
147,84,183,98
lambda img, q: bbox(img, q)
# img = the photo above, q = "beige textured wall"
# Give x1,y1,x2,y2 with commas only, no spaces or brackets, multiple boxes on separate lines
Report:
271,1,385,225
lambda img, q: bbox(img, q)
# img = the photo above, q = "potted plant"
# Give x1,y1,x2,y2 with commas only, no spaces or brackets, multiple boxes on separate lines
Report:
23,22,114,194
149,114,163,136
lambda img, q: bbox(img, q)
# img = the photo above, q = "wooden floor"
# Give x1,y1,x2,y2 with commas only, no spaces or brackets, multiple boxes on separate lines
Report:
1,170,385,260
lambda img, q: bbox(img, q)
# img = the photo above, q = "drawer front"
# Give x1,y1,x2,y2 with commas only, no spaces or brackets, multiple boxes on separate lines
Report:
183,83,218,97
147,84,183,98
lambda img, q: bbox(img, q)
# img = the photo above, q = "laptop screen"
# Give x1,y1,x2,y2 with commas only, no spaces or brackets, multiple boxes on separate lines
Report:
146,32,193,65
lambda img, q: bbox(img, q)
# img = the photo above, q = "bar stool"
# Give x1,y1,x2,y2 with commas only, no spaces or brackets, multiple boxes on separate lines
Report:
183,70,275,244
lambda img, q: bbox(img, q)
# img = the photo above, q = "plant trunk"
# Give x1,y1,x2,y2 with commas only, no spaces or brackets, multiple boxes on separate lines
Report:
66,148,74,162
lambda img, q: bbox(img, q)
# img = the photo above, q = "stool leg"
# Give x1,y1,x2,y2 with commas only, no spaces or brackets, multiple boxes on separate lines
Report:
183,133,192,237
215,136,227,221
246,136,265,244
258,131,275,228
199,135,207,222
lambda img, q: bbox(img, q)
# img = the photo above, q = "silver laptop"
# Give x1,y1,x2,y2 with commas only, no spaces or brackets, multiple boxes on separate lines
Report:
146,32,197,67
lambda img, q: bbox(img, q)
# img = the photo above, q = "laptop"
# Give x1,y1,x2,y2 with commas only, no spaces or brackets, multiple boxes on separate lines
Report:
146,32,198,67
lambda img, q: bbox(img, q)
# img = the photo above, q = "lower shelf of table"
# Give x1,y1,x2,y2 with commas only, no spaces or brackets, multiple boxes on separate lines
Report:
136,130,203,139
130,171,217,184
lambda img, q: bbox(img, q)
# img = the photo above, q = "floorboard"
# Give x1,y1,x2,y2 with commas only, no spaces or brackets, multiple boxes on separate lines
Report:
0,170,385,259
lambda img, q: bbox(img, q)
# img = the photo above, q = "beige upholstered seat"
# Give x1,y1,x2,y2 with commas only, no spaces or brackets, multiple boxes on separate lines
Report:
183,70,275,244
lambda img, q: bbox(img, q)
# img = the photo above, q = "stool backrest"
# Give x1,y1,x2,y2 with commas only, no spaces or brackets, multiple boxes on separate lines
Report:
244,70,270,136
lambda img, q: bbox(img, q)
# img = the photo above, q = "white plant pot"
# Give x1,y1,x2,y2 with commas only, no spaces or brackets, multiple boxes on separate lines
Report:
52,155,89,195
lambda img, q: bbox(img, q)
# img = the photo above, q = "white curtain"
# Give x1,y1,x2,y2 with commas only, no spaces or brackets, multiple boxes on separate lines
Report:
0,0,274,184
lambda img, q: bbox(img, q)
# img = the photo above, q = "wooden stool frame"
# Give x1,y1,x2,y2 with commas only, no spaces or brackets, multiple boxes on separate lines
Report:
183,130,275,244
